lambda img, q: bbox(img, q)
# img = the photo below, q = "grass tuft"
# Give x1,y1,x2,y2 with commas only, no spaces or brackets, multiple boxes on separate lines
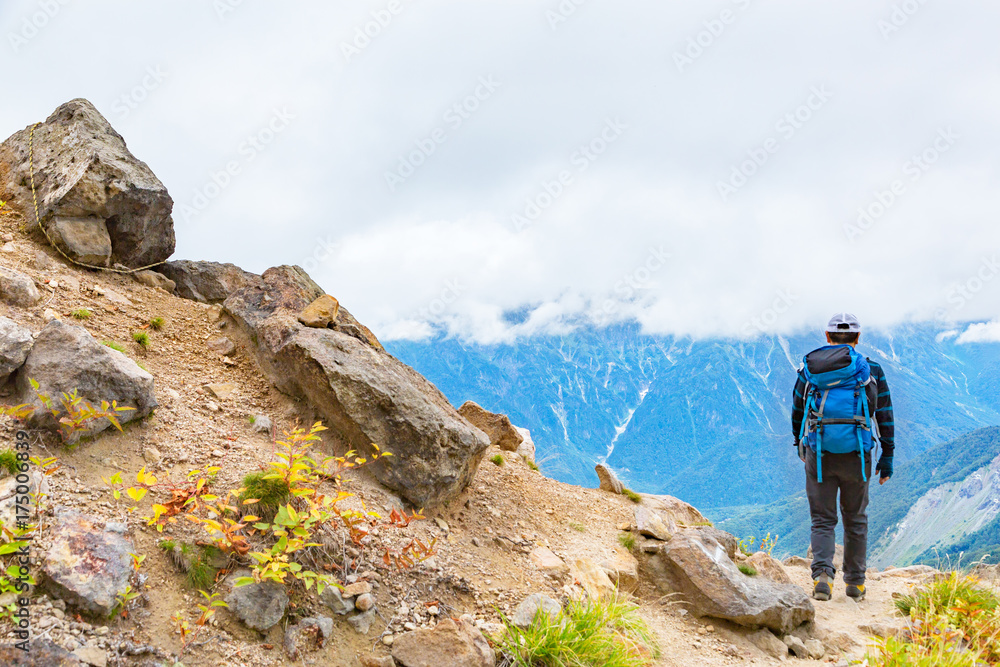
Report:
621,488,642,504
0,449,19,477
239,472,290,521
618,532,636,551
148,316,165,331
525,458,539,472
71,308,92,320
737,563,757,577
102,340,126,353
569,522,586,533
132,331,150,348
494,595,659,667
490,454,504,467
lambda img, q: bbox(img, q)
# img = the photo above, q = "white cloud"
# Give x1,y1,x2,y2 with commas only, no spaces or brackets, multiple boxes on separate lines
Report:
957,322,1000,345
2,0,999,342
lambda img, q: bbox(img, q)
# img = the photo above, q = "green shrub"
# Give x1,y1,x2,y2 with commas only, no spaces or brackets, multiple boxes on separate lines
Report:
495,595,659,667
132,331,150,349
737,563,757,577
101,341,126,353
0,449,18,477
148,317,165,331
71,308,91,320
490,454,504,467
618,532,636,551
569,522,586,533
239,472,290,521
621,488,641,503
525,458,539,472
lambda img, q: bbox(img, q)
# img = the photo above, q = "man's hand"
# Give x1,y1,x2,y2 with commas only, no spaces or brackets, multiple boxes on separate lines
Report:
876,455,893,485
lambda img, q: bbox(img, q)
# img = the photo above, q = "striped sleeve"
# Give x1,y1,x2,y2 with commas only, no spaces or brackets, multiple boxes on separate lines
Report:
869,361,895,458
791,371,807,445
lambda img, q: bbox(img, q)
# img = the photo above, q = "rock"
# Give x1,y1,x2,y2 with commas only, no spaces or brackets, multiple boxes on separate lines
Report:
13,320,156,441
880,564,938,578
635,505,676,541
529,546,567,575
343,581,372,597
748,629,787,659
783,634,808,658
333,304,385,351
392,616,495,667
599,547,640,591
223,265,489,508
42,509,134,617
0,266,41,307
159,260,262,304
804,638,826,659
348,609,377,635
782,556,811,568
97,287,131,307
42,308,60,323
283,616,333,660
639,493,711,527
47,217,112,267
457,401,524,452
0,638,84,665
570,558,617,600
513,593,562,628
746,552,792,584
514,426,536,462
33,249,60,271
595,463,624,494
0,316,32,385
70,646,107,667
360,657,395,667
205,383,236,400
142,446,161,465
355,592,375,612
814,627,857,652
858,619,907,638
131,269,175,293
0,99,175,268
224,580,288,631
642,529,814,633
320,585,355,616
298,294,340,328
207,336,237,356
434,517,449,532
251,414,272,434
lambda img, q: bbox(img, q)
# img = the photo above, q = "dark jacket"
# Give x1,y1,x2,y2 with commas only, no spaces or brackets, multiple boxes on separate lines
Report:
792,356,895,458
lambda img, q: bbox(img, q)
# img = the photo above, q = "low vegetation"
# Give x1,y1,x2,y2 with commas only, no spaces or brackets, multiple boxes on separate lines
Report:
870,572,1000,665
101,340,126,353
238,471,290,521
621,488,642,503
0,449,17,477
132,330,150,349
495,595,660,667
490,454,505,466
737,563,757,577
148,316,165,331
618,532,636,551
71,308,92,320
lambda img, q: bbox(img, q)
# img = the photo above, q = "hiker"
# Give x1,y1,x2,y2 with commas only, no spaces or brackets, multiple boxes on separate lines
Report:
791,313,894,602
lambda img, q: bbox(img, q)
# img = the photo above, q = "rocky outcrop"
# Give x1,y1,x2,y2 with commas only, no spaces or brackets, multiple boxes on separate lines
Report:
0,266,41,308
159,260,262,304
570,558,617,600
514,426,536,462
635,505,676,541
0,316,32,385
0,99,175,268
392,616,495,667
131,269,175,293
13,320,156,440
595,463,624,494
640,493,710,527
642,528,813,633
223,265,489,508
225,578,288,632
746,552,792,584
458,401,524,452
42,510,135,617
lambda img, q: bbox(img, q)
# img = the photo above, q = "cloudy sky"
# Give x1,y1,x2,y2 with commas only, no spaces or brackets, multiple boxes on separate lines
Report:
2,0,998,343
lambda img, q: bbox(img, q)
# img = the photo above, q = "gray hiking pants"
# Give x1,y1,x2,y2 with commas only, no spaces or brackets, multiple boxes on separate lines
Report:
805,450,871,586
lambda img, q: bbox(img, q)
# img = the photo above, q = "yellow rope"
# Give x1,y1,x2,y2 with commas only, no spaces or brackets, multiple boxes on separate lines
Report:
29,122,166,275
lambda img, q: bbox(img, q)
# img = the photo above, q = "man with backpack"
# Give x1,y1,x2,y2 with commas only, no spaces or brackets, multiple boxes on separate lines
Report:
792,313,895,601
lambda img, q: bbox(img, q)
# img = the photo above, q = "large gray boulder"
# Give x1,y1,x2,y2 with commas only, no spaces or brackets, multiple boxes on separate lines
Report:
641,529,813,633
0,99,175,268
225,579,288,632
159,260,262,304
13,320,156,440
0,316,32,385
42,509,135,617
223,265,489,508
0,266,41,308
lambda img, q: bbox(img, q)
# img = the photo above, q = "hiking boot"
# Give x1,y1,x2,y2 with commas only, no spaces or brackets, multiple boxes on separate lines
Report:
813,573,832,601
846,583,866,600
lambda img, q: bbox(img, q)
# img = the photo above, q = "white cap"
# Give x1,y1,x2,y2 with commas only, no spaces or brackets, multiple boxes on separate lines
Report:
826,312,861,333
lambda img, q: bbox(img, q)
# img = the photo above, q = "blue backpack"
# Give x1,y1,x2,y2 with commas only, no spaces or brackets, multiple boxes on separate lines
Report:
798,345,879,482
